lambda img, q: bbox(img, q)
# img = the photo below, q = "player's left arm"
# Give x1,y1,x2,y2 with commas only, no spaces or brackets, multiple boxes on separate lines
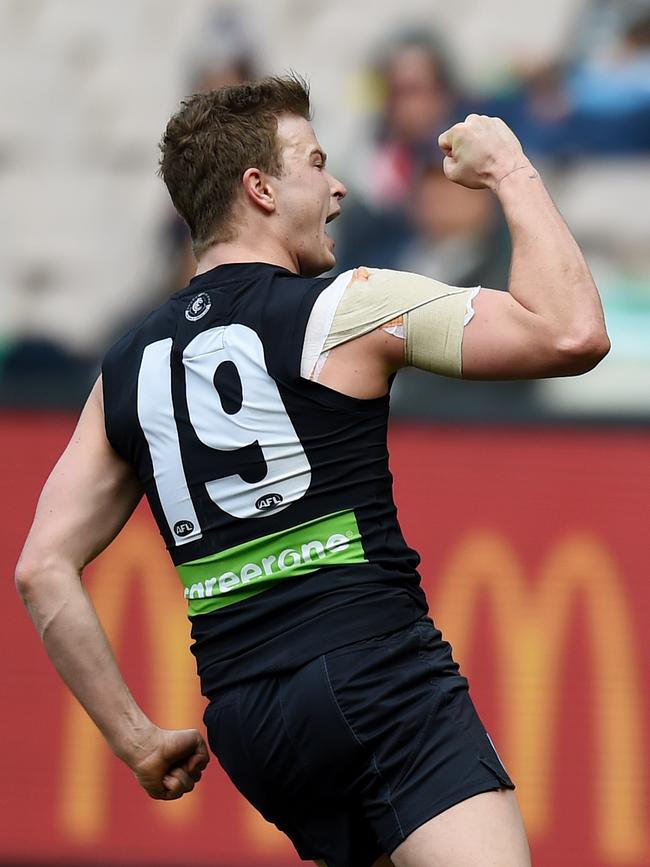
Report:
15,378,209,799
326,116,611,389
427,114,610,380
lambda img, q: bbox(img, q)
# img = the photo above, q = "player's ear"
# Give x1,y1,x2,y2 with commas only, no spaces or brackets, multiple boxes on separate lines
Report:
242,167,276,215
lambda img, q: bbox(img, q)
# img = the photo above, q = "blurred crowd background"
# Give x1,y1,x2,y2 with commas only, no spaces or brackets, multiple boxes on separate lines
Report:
1,0,649,421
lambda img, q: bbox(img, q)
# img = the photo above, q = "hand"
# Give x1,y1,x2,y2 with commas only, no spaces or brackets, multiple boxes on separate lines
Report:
438,115,533,191
127,726,210,800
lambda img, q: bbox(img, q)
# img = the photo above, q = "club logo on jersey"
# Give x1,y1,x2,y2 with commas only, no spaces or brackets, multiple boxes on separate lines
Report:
255,493,284,511
174,520,195,538
185,293,211,321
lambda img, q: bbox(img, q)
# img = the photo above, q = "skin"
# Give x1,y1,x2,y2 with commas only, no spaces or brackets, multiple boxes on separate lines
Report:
16,109,609,865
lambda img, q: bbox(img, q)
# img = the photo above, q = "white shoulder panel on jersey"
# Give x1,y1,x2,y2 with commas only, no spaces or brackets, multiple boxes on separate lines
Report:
301,267,480,379
301,270,354,379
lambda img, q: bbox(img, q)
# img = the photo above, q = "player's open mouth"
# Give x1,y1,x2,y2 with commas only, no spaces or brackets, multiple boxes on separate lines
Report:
324,210,340,246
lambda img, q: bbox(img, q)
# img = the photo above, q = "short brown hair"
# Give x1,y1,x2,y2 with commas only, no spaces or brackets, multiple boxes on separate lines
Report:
159,74,311,256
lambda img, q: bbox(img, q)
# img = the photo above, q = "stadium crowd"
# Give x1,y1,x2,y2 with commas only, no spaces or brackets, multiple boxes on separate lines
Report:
1,0,648,420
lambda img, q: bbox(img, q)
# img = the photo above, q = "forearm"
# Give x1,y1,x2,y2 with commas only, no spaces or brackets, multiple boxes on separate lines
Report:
16,562,154,764
496,167,608,347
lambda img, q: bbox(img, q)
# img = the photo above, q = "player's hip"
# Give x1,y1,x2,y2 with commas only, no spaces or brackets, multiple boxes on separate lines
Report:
203,616,470,804
202,616,514,864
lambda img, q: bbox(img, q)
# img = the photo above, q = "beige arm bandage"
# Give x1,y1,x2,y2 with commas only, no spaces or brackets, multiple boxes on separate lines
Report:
301,267,479,379
404,284,480,377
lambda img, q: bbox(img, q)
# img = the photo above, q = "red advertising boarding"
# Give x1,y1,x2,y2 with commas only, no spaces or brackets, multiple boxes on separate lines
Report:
2,413,649,866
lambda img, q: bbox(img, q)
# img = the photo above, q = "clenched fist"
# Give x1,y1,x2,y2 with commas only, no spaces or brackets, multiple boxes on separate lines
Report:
438,115,535,191
127,726,210,801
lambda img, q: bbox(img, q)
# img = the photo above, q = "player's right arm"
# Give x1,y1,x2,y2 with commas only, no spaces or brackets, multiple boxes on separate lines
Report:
15,378,209,800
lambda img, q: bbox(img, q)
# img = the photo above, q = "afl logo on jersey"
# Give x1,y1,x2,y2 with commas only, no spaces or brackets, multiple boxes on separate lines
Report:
255,493,284,511
185,293,211,322
174,520,195,538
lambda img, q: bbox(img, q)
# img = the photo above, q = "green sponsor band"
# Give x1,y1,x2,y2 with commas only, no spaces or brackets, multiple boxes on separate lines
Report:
177,510,367,615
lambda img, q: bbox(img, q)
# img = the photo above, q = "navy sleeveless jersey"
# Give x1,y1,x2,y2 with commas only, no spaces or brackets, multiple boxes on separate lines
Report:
102,263,428,695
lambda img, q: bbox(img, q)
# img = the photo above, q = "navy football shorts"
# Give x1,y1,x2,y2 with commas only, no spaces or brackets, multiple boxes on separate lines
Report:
203,616,515,867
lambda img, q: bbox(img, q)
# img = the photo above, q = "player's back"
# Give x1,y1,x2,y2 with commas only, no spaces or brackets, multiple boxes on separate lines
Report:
102,262,427,694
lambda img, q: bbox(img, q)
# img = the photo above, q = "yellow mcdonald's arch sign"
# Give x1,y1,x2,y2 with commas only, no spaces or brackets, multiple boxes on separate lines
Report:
434,530,646,864
60,519,646,863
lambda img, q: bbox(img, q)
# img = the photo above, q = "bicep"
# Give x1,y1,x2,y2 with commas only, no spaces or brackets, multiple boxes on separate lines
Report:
21,378,143,572
461,288,559,379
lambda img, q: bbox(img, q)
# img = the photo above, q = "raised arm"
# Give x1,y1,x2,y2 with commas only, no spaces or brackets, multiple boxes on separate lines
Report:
309,118,608,400
439,114,610,379
15,379,209,799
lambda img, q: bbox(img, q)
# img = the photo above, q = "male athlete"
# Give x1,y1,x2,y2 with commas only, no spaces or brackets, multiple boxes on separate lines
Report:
16,76,609,867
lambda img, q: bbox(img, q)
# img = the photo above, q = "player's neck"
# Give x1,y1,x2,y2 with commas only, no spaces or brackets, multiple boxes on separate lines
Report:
195,238,298,277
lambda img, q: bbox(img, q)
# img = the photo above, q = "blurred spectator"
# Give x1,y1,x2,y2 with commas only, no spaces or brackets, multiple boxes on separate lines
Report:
486,5,650,158
483,62,576,158
335,29,468,272
361,29,465,208
395,161,510,289
569,8,650,113
333,25,546,419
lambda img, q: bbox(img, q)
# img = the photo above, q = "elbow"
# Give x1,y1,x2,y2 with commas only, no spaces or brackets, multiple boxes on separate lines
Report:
15,551,80,640
555,326,611,375
15,555,41,603
15,550,68,603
